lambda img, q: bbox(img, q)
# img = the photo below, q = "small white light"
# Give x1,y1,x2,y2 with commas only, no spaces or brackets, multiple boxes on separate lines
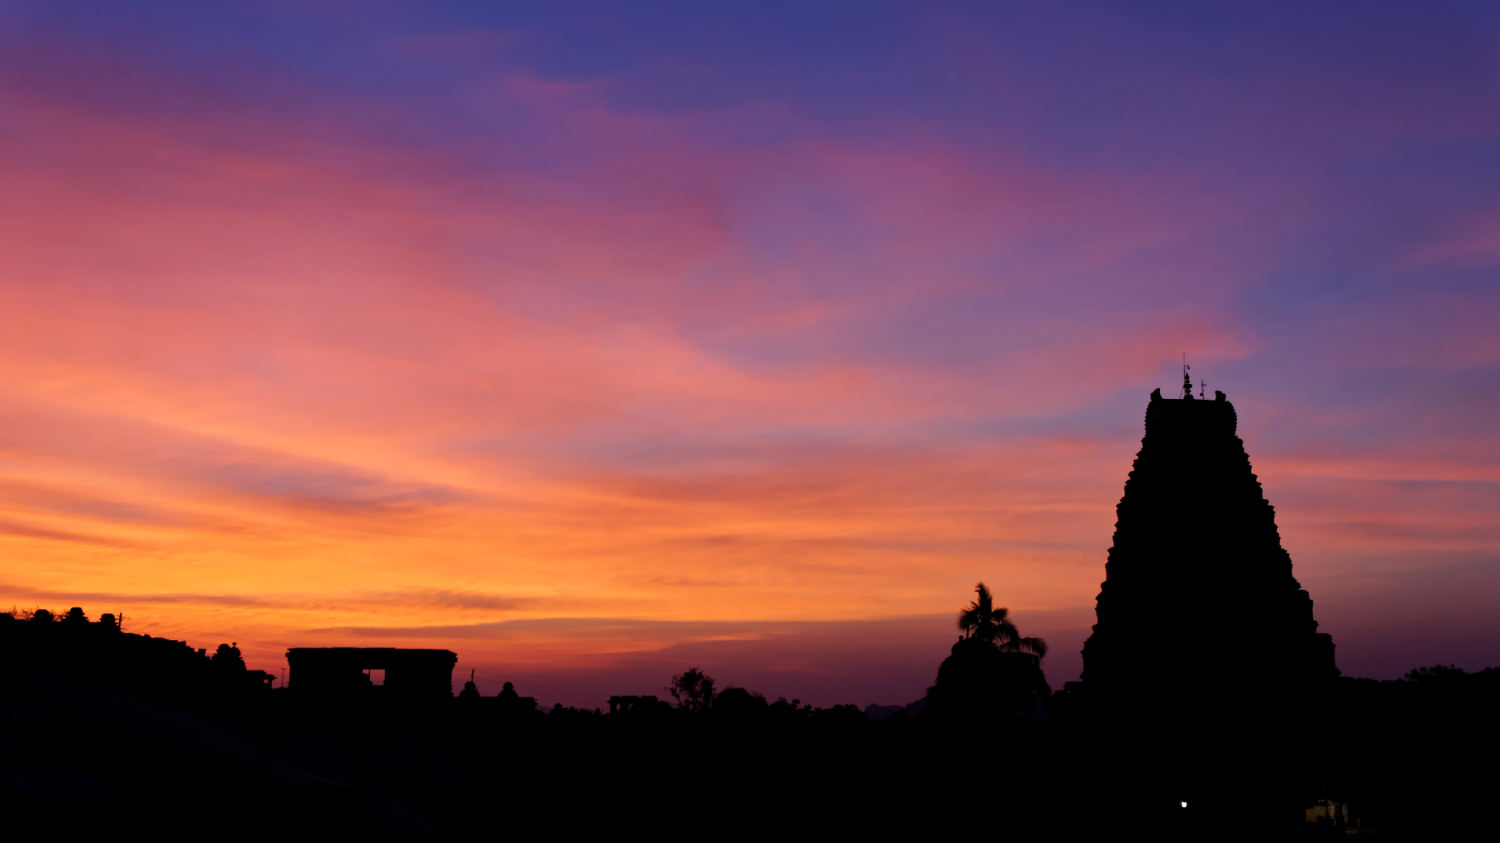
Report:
1180,801,1188,809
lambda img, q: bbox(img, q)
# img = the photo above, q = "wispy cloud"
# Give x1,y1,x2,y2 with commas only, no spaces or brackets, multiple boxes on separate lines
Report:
0,517,143,550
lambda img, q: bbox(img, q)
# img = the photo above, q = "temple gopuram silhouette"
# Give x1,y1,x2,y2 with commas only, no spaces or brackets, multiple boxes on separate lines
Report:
1077,371,1340,826
1083,372,1337,698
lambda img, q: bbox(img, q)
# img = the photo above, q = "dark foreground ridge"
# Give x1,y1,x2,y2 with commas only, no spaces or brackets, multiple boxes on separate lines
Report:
3,389,1496,838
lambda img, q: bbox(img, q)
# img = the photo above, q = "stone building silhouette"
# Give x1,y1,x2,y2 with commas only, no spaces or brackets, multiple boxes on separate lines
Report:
1075,380,1346,830
286,647,458,700
1081,378,1337,709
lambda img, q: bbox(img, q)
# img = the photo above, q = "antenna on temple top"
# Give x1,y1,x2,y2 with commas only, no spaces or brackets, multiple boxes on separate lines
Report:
1182,354,1193,399
1200,378,1206,399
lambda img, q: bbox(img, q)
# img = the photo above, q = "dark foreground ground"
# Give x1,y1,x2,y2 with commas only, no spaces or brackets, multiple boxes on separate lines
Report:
4,657,1496,839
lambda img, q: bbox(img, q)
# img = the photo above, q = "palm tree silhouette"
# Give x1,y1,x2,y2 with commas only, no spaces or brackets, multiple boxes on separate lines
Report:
957,583,1047,658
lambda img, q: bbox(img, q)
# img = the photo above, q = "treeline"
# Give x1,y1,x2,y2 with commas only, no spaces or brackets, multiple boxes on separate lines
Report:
5,603,1498,837
0,606,271,708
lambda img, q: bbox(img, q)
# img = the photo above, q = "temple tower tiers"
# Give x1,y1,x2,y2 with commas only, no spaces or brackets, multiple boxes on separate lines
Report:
1081,388,1337,704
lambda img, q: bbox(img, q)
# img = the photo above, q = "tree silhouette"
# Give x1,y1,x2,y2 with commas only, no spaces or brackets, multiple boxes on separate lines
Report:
929,584,1050,718
667,667,716,712
210,643,246,677
958,583,1046,658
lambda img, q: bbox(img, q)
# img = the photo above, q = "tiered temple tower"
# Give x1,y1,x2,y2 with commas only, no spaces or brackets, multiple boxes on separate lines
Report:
1081,378,1337,707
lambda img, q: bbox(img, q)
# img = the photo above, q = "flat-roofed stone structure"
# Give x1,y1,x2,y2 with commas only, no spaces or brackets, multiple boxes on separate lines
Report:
286,647,458,699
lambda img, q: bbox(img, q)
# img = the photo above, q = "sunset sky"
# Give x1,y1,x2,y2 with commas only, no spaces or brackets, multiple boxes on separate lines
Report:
3,1,1498,707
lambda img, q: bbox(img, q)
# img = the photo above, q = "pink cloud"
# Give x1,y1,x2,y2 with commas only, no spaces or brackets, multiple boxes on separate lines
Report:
1399,212,1500,271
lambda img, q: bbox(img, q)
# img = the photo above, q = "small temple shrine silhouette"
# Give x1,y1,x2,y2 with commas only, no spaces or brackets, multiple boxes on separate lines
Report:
1082,371,1337,708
